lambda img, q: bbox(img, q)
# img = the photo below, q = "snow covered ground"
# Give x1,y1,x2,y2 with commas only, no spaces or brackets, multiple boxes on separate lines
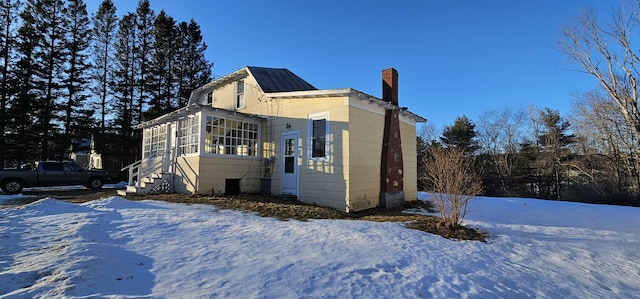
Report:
1,193,639,298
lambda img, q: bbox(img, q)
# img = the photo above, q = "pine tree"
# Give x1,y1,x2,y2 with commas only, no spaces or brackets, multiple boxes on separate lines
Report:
537,108,576,199
146,9,176,119
90,0,117,136
0,0,22,168
112,12,137,165
61,0,93,159
175,19,212,107
10,0,40,166
31,0,69,160
440,115,479,155
134,0,154,123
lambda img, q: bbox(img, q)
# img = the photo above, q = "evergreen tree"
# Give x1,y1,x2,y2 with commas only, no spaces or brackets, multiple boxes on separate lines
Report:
147,9,176,119
10,0,40,166
134,0,154,123
61,0,93,159
112,12,137,165
175,19,212,107
537,108,576,199
0,0,22,168
440,115,479,154
90,0,117,136
31,0,68,160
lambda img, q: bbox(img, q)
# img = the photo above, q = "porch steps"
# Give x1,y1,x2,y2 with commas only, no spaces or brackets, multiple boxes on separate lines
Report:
117,173,172,196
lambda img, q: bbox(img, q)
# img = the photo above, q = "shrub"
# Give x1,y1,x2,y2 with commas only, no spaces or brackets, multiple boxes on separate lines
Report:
421,146,483,228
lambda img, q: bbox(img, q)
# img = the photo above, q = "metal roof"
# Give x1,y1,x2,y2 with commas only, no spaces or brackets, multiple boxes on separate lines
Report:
247,66,317,93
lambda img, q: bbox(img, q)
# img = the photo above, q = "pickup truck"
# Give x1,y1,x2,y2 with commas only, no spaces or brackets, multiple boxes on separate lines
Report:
0,161,111,194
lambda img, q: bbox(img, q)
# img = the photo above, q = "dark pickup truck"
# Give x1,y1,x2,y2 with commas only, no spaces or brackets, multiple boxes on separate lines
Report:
0,161,111,194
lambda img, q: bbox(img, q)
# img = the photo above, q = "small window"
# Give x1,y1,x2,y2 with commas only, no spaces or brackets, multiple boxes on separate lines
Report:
235,79,245,109
204,91,214,105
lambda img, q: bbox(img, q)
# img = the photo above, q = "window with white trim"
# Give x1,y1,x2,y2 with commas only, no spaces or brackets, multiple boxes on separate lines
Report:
204,91,214,105
179,115,199,155
204,115,259,157
143,125,167,158
235,79,245,109
308,112,330,159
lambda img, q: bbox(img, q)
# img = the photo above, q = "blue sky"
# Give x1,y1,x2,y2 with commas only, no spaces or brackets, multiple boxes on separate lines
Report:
86,0,617,128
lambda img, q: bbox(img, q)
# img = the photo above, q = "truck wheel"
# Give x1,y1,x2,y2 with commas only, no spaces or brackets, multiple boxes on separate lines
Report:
87,177,104,189
1,179,24,194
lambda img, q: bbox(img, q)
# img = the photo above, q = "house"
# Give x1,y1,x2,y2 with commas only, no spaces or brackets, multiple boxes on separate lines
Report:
118,66,426,212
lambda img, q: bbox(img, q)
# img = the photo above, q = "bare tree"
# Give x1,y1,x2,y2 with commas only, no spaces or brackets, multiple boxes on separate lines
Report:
477,107,526,190
421,146,483,228
560,4,640,141
571,89,640,198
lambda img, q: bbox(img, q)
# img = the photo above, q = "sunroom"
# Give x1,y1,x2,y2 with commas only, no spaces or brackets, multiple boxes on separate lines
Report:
123,103,266,196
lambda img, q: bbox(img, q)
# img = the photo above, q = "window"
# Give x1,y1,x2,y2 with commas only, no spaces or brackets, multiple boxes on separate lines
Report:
41,162,63,171
308,112,329,159
312,119,326,158
235,79,245,109
204,115,259,157
179,115,199,155
142,125,167,158
63,163,82,172
204,91,214,105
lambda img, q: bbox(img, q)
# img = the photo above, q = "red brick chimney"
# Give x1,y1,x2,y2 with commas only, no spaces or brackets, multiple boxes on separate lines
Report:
382,68,399,105
380,68,405,208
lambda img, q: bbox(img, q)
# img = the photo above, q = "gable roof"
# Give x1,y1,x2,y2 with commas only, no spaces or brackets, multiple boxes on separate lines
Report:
247,66,317,93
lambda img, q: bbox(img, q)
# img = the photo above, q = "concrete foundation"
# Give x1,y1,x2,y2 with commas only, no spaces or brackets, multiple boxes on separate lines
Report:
380,191,405,209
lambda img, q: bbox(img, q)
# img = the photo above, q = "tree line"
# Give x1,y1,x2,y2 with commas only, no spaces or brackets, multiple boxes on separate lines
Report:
419,102,639,206
0,0,213,171
419,3,640,206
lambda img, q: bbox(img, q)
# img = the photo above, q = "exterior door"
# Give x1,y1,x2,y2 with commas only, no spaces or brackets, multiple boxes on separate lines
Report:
281,131,299,196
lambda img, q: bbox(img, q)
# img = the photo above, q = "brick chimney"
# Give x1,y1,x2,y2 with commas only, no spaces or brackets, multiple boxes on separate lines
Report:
379,68,405,209
382,68,398,105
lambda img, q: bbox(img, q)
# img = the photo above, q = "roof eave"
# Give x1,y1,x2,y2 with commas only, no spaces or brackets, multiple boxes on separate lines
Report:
134,103,267,129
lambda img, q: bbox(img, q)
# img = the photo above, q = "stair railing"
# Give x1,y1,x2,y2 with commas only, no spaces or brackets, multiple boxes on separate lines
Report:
121,150,169,189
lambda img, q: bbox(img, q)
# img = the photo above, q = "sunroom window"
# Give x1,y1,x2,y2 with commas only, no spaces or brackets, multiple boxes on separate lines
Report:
179,115,199,155
204,115,258,157
143,125,167,158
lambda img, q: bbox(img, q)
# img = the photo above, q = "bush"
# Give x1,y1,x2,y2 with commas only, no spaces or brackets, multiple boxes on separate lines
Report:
421,146,483,228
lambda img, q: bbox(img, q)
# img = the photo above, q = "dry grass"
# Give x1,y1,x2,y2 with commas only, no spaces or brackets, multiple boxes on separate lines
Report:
129,193,488,241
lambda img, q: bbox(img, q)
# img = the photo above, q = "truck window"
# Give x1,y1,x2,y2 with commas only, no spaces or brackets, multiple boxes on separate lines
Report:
41,162,63,171
63,164,81,172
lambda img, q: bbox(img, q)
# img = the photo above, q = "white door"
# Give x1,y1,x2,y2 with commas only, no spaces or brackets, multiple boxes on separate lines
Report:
281,131,299,196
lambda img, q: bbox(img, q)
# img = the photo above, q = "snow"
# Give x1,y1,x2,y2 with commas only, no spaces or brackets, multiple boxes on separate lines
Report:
1,193,639,298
